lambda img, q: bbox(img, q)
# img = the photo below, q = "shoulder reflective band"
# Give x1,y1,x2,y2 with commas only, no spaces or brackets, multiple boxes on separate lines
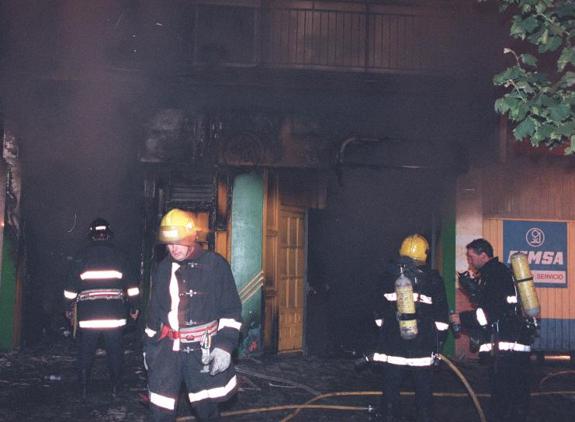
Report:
479,342,531,353
218,318,242,331
187,375,237,403
127,287,140,297
80,270,123,280
372,353,435,367
476,308,488,326
435,321,449,331
79,319,127,328
149,391,176,410
383,292,433,304
64,290,78,300
506,295,518,304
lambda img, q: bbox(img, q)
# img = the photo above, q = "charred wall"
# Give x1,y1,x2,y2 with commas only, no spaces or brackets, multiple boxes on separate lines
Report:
0,0,509,350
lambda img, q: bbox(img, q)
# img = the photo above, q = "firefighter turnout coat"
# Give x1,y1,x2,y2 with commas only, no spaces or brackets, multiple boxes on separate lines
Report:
374,259,449,367
144,246,242,413
64,240,139,330
459,257,534,422
461,257,533,354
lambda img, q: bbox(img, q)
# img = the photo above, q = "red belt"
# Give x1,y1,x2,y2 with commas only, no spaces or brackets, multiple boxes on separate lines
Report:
159,320,218,343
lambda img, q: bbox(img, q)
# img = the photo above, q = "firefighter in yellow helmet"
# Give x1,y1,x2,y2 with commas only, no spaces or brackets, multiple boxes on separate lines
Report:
143,209,242,422
399,234,429,263
373,234,449,422
156,208,198,246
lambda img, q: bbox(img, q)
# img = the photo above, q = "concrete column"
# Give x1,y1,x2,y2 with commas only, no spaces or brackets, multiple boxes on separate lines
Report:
231,171,264,356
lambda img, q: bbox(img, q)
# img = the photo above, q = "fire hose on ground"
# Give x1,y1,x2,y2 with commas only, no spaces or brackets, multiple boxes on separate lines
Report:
275,353,486,422
174,354,575,421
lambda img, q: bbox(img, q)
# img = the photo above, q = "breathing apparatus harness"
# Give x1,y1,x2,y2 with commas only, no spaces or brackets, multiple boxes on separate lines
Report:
458,253,540,355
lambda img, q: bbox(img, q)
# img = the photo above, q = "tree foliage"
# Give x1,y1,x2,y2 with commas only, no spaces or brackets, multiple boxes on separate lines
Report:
493,0,575,154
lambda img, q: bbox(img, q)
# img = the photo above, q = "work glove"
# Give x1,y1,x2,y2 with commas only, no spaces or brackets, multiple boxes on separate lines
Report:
457,271,482,304
209,348,231,376
143,324,163,345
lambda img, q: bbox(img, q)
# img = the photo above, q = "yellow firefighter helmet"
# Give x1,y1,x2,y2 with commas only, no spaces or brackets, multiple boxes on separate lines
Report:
399,234,429,263
158,208,197,246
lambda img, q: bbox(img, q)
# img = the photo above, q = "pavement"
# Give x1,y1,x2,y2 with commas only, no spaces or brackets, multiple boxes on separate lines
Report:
1,331,575,421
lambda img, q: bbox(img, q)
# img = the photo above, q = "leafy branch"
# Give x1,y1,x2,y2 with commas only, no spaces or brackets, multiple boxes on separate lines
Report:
493,0,575,154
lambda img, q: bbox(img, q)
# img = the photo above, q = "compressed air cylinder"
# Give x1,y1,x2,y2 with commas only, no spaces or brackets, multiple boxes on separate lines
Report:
395,269,418,340
510,252,541,318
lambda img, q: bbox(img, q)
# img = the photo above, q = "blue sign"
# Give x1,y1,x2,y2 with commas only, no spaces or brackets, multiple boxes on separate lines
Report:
503,220,567,288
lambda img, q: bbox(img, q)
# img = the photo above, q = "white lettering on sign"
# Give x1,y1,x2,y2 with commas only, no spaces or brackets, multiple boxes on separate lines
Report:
508,250,564,266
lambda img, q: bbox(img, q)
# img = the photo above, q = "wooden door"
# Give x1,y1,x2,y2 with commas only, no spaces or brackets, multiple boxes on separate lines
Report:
277,206,306,352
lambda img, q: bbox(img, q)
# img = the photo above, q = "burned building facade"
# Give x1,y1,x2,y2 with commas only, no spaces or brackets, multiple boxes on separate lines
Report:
0,0,530,358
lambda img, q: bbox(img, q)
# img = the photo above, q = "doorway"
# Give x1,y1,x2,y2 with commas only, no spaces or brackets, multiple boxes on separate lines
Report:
277,206,306,352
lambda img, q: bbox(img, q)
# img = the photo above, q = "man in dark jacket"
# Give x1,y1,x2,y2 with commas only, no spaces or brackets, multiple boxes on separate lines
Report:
374,234,449,422
64,218,140,398
453,238,533,422
144,208,242,422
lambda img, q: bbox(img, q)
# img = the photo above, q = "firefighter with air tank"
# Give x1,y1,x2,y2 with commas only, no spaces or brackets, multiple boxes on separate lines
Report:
451,238,539,422
373,234,449,422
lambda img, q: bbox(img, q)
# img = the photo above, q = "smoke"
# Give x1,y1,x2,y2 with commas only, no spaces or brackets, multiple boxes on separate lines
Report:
1,1,159,344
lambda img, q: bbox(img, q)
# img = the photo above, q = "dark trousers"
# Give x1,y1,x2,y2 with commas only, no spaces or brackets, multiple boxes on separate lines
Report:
146,340,232,422
488,352,530,422
381,364,434,421
78,328,123,383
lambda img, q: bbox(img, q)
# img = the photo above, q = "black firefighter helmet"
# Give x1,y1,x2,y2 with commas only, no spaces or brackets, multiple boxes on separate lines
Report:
89,218,113,241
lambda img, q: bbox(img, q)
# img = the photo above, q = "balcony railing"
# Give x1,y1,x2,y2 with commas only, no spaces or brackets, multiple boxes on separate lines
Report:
3,0,460,76
260,4,456,73
114,0,459,75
